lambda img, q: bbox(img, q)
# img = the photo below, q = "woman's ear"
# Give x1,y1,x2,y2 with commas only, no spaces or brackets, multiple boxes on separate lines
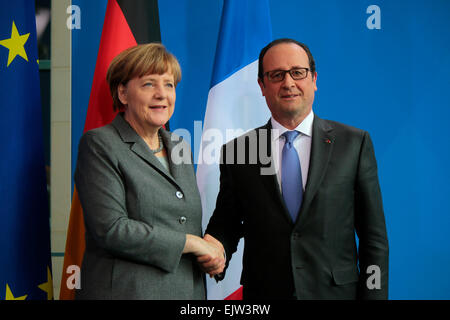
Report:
118,83,127,106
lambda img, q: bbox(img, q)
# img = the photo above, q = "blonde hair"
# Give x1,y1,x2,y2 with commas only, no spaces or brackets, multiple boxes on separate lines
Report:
106,43,182,111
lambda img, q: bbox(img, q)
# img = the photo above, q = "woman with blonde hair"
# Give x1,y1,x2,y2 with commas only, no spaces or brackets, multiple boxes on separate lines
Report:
74,43,224,300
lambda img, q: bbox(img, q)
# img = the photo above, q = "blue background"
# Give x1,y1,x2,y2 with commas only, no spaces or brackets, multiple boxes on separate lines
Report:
71,0,450,299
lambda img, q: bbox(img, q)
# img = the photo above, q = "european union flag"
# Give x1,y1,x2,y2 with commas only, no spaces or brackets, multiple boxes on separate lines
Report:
0,0,53,300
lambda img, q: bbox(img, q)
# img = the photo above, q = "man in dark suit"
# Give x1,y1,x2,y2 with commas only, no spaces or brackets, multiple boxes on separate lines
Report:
203,38,389,299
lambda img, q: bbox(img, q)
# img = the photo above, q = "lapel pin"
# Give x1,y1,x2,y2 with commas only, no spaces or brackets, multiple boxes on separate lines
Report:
324,138,332,144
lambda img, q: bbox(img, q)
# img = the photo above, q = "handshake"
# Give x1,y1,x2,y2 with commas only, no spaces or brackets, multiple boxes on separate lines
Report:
184,233,225,277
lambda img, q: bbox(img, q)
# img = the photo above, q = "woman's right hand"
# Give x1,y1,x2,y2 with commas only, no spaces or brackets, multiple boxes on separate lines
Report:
183,234,225,275
183,234,221,258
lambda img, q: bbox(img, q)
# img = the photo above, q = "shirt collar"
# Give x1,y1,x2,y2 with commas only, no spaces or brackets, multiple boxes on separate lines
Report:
270,110,314,141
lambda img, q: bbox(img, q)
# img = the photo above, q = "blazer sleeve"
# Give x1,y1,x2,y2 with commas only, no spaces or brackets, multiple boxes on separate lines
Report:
75,131,186,273
354,131,389,299
205,145,244,279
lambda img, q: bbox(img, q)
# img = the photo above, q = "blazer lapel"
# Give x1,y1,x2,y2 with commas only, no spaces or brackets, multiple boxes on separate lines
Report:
296,116,334,227
159,128,187,183
111,114,180,189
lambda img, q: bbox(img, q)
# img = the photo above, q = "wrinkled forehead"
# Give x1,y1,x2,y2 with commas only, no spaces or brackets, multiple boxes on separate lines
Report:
130,59,180,86
263,43,309,70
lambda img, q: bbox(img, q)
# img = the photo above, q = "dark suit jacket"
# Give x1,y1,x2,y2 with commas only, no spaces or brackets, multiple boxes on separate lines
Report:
75,114,205,300
206,115,389,300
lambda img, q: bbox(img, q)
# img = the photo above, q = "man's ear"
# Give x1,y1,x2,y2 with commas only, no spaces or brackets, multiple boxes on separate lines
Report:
257,78,265,96
312,72,318,91
118,83,127,105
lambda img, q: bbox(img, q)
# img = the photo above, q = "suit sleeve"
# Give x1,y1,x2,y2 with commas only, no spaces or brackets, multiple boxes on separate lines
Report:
354,132,389,299
75,131,186,273
205,145,244,279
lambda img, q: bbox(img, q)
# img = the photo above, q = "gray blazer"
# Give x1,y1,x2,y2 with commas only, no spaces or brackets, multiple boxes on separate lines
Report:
74,114,205,300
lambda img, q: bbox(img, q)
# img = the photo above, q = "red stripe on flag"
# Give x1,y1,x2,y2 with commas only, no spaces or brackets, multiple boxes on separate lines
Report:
83,0,136,132
224,286,243,300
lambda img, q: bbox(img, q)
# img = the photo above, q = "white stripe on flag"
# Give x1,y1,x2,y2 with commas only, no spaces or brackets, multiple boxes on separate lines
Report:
197,61,270,300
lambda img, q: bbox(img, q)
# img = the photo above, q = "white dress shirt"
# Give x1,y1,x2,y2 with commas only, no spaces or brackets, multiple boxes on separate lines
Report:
270,110,314,192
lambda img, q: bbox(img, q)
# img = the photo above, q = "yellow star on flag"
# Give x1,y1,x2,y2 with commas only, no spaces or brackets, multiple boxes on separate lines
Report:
5,284,27,300
38,266,53,300
0,21,30,67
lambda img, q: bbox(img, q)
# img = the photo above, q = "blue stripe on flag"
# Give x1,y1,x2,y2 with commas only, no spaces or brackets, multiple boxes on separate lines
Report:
210,0,272,88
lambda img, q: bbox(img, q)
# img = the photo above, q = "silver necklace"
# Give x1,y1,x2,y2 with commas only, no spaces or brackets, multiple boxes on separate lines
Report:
150,133,164,153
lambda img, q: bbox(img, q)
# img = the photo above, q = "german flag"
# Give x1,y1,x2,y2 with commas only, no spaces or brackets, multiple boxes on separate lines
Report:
59,0,161,300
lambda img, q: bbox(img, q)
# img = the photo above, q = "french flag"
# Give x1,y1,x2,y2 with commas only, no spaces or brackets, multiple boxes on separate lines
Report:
196,0,272,300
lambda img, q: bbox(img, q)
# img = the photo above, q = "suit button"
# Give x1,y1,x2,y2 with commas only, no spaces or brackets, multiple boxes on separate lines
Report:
179,216,187,224
176,191,184,199
293,232,300,240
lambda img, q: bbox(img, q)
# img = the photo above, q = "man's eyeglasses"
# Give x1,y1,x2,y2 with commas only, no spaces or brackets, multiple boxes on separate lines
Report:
263,67,310,83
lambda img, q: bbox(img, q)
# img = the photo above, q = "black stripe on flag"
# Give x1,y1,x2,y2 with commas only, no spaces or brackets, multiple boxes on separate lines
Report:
117,0,161,44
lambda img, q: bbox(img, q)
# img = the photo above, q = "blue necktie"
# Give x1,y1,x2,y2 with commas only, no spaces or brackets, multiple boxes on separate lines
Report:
281,131,303,222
